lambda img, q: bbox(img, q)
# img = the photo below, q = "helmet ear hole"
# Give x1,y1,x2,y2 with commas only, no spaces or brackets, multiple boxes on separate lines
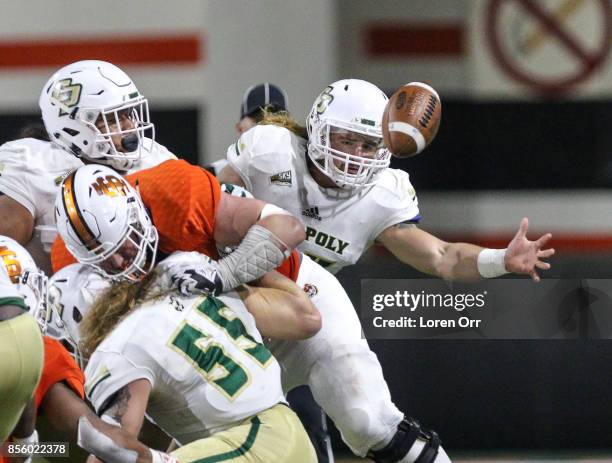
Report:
72,305,83,323
63,127,80,137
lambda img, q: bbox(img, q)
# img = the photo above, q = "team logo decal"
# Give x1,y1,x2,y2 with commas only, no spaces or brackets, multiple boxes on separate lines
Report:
269,170,292,186
47,283,65,326
0,246,21,283
315,86,334,114
52,78,83,117
91,175,130,198
303,283,318,298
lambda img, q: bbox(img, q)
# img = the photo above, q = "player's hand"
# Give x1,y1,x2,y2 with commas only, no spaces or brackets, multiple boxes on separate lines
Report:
158,251,223,296
504,217,555,282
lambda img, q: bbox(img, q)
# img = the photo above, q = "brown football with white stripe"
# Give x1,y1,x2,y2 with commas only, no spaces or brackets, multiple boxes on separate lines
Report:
382,82,441,158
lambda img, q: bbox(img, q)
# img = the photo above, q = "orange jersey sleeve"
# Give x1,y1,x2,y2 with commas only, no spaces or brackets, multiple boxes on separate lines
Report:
276,250,301,282
51,236,78,274
34,337,85,410
126,160,222,258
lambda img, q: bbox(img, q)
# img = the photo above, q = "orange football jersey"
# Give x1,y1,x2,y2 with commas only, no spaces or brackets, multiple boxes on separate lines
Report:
35,337,85,410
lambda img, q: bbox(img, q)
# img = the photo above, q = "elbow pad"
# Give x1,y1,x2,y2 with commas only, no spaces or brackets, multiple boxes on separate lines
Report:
216,225,290,291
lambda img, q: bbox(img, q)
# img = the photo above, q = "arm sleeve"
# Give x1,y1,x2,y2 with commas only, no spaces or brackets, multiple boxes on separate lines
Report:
50,236,78,274
35,337,85,410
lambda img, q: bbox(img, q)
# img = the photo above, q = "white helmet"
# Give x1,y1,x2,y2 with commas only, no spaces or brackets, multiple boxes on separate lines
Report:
306,79,391,190
54,164,158,281
0,235,48,331
47,264,110,368
39,60,155,172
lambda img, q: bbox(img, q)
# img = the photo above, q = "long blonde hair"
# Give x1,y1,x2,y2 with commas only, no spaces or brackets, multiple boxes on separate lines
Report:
259,108,308,140
80,270,166,356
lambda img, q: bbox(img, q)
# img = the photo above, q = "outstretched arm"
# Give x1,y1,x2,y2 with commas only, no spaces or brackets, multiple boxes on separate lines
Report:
377,218,554,282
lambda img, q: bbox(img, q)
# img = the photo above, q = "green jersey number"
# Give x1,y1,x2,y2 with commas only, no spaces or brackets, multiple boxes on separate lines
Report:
169,297,273,400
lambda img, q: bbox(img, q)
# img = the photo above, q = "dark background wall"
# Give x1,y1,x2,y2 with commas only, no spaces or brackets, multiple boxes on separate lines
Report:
390,99,612,190
335,250,612,451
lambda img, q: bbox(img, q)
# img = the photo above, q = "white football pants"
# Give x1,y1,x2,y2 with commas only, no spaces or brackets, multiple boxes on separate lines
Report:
268,255,403,457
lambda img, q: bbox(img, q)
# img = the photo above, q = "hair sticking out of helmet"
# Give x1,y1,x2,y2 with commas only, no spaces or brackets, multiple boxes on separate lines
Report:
306,79,391,190
39,60,155,172
54,164,158,282
0,235,48,332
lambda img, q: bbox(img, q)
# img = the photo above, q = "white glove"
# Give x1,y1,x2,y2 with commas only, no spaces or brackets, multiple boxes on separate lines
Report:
150,449,181,463
157,251,223,297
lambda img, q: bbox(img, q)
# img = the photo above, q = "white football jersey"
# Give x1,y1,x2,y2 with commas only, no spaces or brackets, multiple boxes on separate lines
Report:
85,291,284,445
227,125,420,273
0,138,83,274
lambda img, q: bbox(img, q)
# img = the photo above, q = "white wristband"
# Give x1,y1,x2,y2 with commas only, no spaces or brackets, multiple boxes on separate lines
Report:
260,203,291,219
477,248,509,278
12,429,38,461
150,450,180,463
11,429,38,446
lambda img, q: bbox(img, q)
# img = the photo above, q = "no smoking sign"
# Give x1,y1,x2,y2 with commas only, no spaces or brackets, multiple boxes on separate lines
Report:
486,0,611,95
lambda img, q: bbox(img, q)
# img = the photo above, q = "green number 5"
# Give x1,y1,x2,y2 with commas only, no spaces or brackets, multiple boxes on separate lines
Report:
169,297,272,400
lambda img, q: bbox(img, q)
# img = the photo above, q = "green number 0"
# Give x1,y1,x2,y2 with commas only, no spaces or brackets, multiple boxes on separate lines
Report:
169,297,273,400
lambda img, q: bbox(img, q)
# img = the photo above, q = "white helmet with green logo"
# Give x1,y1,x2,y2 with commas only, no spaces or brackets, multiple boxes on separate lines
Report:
306,79,391,190
39,60,155,172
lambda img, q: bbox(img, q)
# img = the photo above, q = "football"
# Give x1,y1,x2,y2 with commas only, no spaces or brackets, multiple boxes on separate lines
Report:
382,82,442,158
